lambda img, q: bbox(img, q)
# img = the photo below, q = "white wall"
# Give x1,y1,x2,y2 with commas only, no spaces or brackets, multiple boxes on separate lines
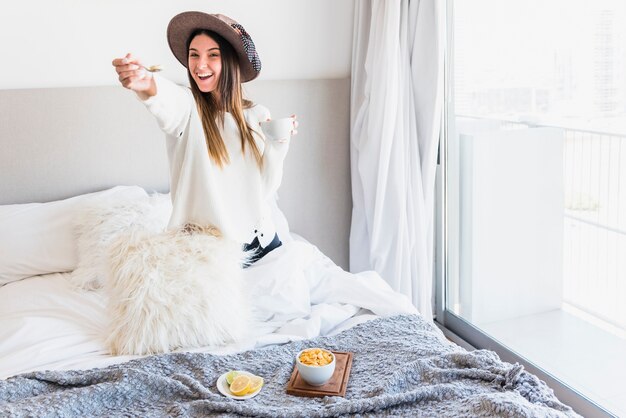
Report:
0,0,354,90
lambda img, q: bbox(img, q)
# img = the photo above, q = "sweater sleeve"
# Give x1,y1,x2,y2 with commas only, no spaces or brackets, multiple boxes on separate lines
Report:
256,105,291,197
140,74,193,139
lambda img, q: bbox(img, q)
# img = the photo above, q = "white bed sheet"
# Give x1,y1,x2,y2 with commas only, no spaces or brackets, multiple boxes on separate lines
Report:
0,238,417,380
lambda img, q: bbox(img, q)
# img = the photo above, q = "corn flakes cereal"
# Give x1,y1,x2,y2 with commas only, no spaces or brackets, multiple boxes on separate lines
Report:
299,348,333,366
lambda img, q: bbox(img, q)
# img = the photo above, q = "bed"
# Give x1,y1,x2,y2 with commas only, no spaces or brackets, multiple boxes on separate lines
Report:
0,81,580,417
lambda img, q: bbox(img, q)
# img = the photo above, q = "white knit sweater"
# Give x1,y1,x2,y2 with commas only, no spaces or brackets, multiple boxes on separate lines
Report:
141,75,289,247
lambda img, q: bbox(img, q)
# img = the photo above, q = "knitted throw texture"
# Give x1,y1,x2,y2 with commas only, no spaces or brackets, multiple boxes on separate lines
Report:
0,314,580,417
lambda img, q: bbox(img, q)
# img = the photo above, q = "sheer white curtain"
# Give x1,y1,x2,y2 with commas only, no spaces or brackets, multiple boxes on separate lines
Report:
350,0,443,318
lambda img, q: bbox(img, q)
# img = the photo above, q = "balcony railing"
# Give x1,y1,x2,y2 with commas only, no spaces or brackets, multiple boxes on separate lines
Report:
562,129,625,333
459,116,626,333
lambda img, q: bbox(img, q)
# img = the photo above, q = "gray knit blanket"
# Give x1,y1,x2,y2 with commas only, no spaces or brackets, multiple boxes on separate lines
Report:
0,314,580,417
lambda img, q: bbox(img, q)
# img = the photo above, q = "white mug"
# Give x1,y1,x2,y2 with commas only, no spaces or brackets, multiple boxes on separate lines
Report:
259,117,295,142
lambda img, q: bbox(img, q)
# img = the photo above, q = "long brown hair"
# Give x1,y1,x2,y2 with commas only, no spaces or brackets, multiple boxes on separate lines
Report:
186,29,262,169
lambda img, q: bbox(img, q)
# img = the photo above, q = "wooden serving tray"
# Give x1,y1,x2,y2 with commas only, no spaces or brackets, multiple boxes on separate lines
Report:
286,351,353,398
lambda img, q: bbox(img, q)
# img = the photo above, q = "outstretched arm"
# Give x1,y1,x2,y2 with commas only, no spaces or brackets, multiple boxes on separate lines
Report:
112,53,192,138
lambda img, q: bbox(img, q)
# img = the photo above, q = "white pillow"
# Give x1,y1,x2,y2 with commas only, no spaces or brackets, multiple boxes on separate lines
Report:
0,186,149,286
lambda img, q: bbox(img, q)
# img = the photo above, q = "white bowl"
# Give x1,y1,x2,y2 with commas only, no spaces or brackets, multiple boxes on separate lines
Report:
295,348,336,386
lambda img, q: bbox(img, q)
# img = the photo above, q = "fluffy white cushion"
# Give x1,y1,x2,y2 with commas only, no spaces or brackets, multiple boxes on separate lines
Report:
0,186,148,286
68,193,171,290
105,224,250,355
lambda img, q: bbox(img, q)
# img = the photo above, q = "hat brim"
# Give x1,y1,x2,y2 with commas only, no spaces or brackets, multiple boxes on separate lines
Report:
167,11,259,82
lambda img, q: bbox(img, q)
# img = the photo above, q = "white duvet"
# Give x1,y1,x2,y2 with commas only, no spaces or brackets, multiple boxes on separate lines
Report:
0,236,416,380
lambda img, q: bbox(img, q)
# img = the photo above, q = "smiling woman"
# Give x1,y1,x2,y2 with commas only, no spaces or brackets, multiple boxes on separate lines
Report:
184,26,263,171
112,12,296,262
188,33,222,92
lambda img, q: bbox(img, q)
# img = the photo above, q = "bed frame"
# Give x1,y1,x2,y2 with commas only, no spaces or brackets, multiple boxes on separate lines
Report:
0,79,351,269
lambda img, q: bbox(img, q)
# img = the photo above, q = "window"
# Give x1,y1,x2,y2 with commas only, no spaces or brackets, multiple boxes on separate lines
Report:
440,1,626,417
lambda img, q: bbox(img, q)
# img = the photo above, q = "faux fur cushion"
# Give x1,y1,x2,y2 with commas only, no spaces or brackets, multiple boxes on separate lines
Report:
69,194,171,290
105,224,250,355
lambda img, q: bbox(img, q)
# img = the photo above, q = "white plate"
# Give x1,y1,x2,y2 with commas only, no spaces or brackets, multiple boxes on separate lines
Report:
216,371,263,400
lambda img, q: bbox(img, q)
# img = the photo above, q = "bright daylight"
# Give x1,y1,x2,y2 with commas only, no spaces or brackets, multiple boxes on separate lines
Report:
447,0,626,416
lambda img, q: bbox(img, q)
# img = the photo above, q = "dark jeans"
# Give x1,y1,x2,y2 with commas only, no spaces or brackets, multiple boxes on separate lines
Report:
243,233,282,267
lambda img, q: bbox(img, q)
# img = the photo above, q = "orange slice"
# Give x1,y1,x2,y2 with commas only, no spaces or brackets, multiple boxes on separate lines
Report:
230,375,251,396
247,375,264,394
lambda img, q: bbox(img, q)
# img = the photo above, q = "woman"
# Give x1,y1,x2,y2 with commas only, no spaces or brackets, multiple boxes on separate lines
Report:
112,12,296,265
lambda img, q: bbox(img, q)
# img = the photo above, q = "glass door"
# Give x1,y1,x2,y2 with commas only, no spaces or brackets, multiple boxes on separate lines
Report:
440,1,626,417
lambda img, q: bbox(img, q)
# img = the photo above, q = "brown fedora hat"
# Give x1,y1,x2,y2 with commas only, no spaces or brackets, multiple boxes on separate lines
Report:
167,12,261,82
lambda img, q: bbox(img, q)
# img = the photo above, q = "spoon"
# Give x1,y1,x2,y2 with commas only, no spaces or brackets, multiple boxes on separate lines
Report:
142,64,163,73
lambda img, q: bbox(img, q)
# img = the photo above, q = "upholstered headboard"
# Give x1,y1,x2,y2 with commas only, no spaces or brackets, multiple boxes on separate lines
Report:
0,79,351,268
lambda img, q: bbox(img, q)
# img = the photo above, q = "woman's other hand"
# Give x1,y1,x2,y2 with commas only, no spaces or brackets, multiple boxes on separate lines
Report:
112,53,156,99
263,115,299,143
